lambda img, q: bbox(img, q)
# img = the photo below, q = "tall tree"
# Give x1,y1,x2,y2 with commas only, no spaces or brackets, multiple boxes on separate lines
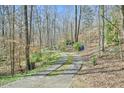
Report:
75,5,78,42
121,6,124,34
53,6,57,46
29,5,33,47
0,6,5,37
44,6,50,47
11,5,15,76
6,5,12,75
70,22,73,41
77,6,82,42
24,5,31,71
101,5,105,52
120,5,124,60
98,5,101,56
36,7,42,49
0,6,5,48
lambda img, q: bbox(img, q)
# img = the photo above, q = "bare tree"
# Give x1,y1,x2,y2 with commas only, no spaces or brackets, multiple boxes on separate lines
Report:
121,6,124,35
77,6,82,42
24,5,31,71
36,7,42,49
11,5,15,76
29,5,33,47
120,5,124,60
53,6,57,47
70,22,73,41
101,5,105,52
45,6,50,47
0,6,5,37
75,5,78,42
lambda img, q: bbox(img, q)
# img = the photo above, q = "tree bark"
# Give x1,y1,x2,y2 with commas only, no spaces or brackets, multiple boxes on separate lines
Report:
11,5,15,76
98,5,101,56
29,5,33,47
24,5,31,71
101,5,105,52
70,22,73,41
75,5,78,42
122,6,124,30
77,6,82,42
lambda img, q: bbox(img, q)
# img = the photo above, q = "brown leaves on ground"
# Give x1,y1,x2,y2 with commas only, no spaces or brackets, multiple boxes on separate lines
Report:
71,54,124,88
70,42,124,88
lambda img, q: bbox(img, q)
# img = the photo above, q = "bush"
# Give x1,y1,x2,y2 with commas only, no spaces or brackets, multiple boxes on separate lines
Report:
73,42,81,51
30,52,42,63
65,40,74,45
105,14,119,46
73,42,84,51
91,55,97,66
58,40,74,51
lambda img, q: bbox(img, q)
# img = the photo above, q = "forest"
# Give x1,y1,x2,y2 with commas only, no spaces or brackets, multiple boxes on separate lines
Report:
0,5,124,88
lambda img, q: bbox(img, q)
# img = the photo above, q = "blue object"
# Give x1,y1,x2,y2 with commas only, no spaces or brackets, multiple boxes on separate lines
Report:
79,45,84,51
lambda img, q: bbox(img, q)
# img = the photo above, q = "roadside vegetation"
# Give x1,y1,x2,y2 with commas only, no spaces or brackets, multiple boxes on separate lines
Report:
0,49,60,86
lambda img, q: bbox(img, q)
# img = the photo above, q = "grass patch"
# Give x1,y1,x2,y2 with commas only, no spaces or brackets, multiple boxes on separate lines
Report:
0,74,24,87
48,54,73,76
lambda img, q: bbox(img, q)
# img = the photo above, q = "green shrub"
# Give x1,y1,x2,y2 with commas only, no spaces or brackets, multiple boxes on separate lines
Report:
105,14,119,46
30,52,42,63
65,40,74,45
91,55,97,66
30,50,60,64
73,42,81,51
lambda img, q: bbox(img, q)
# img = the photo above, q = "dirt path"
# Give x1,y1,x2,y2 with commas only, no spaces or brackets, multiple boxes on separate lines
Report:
1,53,83,88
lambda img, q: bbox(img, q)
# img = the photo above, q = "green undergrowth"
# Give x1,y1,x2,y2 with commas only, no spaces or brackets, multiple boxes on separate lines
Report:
0,50,61,87
0,74,24,87
30,49,60,63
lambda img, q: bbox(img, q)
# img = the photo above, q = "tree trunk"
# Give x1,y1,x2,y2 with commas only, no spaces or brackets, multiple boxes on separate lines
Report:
77,6,81,42
11,5,15,76
53,8,56,47
121,6,124,36
29,5,33,47
75,5,78,42
44,6,50,47
24,5,31,71
70,22,73,41
120,5,124,60
36,8,42,49
7,6,13,76
1,5,5,37
2,6,5,37
0,6,5,47
101,5,105,52
98,5,101,56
